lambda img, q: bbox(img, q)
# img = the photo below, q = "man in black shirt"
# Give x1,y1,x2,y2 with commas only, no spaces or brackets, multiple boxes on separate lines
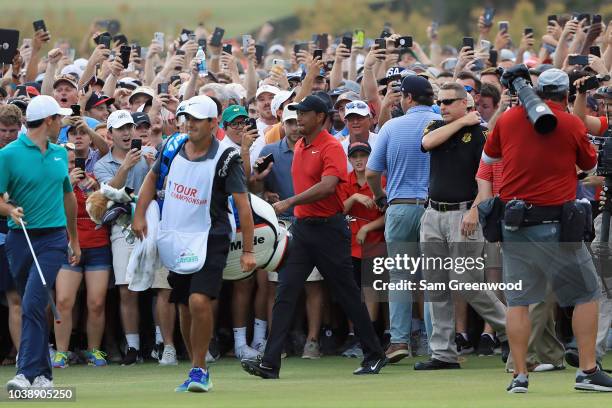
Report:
415,82,507,370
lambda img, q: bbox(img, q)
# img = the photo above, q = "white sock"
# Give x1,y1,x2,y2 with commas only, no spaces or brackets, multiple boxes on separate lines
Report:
233,327,247,350
252,319,267,346
155,326,163,344
163,344,175,353
459,332,469,341
126,334,140,350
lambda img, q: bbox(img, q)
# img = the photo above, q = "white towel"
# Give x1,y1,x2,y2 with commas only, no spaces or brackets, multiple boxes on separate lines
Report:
127,201,161,291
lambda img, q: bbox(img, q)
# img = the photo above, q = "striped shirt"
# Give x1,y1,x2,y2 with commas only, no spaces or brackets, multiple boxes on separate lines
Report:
367,105,440,201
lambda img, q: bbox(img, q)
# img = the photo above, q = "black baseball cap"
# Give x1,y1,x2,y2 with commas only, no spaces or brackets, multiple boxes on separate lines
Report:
288,95,329,114
347,141,372,157
131,112,151,126
86,92,114,111
400,75,434,98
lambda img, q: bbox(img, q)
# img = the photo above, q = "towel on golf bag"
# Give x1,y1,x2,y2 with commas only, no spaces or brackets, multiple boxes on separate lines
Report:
126,200,161,291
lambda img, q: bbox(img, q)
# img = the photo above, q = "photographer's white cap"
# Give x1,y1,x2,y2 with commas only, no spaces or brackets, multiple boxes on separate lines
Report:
26,95,72,121
107,110,135,130
282,104,298,122
536,68,569,92
176,95,218,120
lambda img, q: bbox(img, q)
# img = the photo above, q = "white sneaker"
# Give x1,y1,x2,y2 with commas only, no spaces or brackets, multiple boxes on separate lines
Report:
159,345,178,366
251,339,267,354
6,374,30,391
205,351,217,364
235,344,261,360
32,376,53,389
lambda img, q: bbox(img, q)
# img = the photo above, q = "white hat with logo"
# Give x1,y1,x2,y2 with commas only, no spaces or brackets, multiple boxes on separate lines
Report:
176,95,218,120
26,95,72,121
107,109,135,129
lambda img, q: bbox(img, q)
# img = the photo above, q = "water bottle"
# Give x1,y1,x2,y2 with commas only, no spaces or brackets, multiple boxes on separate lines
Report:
196,46,207,78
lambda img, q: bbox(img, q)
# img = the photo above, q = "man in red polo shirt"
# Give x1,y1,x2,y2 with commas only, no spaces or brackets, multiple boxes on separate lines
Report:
483,68,612,393
241,95,386,379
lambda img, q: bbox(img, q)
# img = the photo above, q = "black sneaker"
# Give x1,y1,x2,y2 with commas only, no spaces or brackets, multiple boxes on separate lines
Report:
241,358,279,379
477,334,496,356
414,358,461,370
151,342,163,361
455,333,473,355
575,367,612,392
121,347,140,366
507,376,529,393
353,355,387,375
208,336,221,360
500,340,510,363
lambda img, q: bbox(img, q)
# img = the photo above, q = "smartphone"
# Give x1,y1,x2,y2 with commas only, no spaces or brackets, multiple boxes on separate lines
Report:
547,15,557,24
318,33,328,51
175,49,185,56
242,34,251,53
463,37,474,50
483,7,495,27
132,44,141,58
255,153,275,174
246,117,257,132
74,158,86,172
130,139,142,151
119,45,131,69
499,21,509,32
524,27,534,36
578,13,591,25
374,38,386,50
590,46,601,58
70,104,81,116
32,20,47,33
480,39,491,52
188,33,196,42
489,50,498,67
170,75,181,84
158,82,169,94
98,33,112,49
113,34,128,46
341,36,352,51
325,60,334,71
272,59,284,67
396,36,412,48
593,14,602,25
313,48,323,60
211,27,225,47
354,29,365,48
154,32,165,50
254,44,264,64
222,43,232,55
568,55,589,65
431,21,439,37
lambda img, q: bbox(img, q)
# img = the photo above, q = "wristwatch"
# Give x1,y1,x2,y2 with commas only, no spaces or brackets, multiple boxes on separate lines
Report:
375,195,388,209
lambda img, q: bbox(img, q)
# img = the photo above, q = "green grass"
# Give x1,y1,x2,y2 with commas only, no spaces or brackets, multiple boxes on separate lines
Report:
0,0,317,40
2,355,612,407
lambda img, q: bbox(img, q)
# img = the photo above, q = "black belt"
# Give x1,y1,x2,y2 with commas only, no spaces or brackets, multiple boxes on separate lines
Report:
11,227,65,237
296,214,343,224
520,205,563,226
389,198,427,206
428,200,474,212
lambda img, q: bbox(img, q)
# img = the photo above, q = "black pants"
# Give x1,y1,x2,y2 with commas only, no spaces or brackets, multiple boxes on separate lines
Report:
263,215,383,370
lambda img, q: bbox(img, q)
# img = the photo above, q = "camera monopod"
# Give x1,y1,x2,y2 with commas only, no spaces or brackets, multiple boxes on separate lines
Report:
19,218,61,323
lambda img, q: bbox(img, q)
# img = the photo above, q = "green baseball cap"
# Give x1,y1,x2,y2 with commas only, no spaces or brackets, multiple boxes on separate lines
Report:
222,105,248,124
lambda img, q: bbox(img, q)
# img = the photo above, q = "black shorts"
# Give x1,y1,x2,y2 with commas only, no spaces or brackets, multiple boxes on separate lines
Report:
167,235,231,304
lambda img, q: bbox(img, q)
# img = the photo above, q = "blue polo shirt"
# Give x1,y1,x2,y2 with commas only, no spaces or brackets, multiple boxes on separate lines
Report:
367,105,440,201
0,134,72,229
259,138,295,218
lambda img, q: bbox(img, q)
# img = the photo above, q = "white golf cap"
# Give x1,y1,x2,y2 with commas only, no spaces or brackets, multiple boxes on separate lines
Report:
107,110,135,130
344,100,371,118
26,95,72,121
176,95,218,120
271,90,294,116
256,84,280,99
60,64,83,79
282,104,298,122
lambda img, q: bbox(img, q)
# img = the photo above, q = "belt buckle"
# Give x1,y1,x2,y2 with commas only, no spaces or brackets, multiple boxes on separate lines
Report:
440,202,447,212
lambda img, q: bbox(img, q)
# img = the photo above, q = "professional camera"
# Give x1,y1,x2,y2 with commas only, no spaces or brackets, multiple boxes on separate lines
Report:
500,64,557,134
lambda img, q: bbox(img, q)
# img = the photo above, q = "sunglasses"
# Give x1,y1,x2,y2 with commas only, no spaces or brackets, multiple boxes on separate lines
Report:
464,85,474,93
227,120,247,129
61,142,76,151
436,98,464,106
346,101,368,110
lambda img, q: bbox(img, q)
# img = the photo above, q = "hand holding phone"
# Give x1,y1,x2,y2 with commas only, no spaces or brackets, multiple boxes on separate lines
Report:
255,153,274,174
74,158,86,173
463,37,474,50
158,83,169,94
130,139,142,151
341,36,353,53
211,27,225,47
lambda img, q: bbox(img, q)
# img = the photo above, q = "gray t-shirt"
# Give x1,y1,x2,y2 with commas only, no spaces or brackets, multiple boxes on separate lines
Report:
153,137,247,236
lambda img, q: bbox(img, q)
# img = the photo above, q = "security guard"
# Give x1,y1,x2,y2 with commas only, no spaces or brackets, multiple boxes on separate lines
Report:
483,68,612,393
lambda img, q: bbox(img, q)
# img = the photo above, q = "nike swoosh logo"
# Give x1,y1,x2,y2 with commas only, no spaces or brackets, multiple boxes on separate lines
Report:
370,362,380,370
311,150,319,154
54,157,62,161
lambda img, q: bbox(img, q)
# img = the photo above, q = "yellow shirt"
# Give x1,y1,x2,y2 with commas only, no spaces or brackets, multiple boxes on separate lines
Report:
264,123,283,144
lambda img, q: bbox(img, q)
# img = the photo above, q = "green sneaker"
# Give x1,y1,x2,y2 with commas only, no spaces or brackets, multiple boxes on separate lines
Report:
86,349,108,366
52,351,69,368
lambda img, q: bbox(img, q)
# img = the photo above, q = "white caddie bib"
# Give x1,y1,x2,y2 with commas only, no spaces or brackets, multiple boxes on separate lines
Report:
157,147,225,274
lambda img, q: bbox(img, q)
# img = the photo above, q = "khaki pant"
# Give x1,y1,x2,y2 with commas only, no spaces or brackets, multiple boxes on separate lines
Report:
420,207,507,363
505,290,565,370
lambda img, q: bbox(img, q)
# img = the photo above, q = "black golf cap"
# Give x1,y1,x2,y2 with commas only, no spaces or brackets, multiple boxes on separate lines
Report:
288,95,328,113
401,75,434,98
